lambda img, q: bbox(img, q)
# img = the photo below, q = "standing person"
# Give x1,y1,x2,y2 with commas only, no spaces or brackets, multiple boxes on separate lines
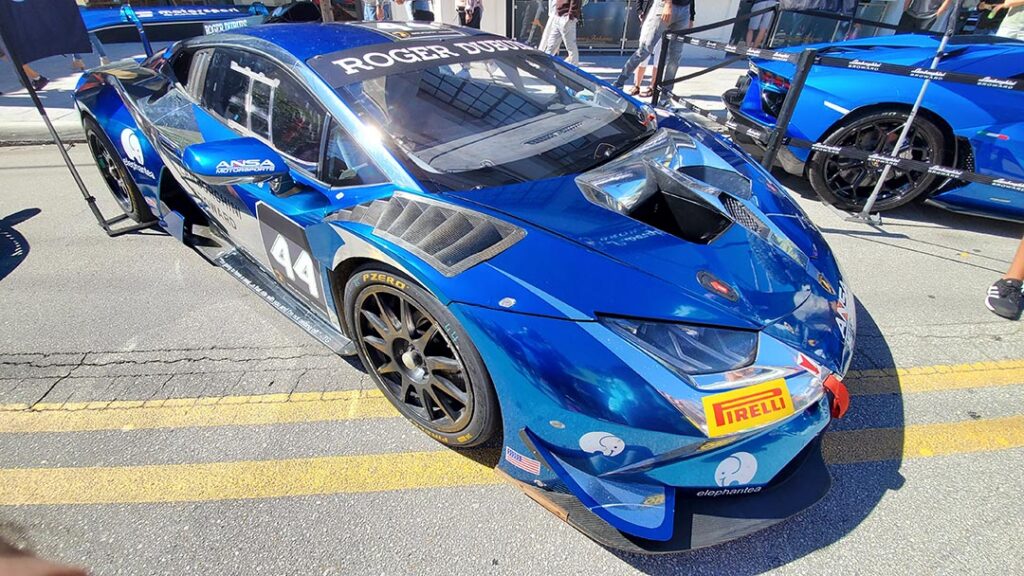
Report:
538,0,560,53
411,0,434,21
981,0,1024,39
899,0,953,31
986,235,1024,320
745,0,778,47
539,0,581,65
463,0,483,28
612,0,694,103
364,0,393,21
629,0,660,97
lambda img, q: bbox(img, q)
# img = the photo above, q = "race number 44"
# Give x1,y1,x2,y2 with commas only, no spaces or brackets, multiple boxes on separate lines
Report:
269,234,319,299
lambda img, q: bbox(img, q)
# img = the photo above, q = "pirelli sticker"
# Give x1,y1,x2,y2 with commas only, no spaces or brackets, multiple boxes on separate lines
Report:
702,379,795,438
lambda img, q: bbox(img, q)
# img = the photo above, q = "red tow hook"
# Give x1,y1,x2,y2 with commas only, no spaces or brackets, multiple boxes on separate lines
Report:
823,374,850,419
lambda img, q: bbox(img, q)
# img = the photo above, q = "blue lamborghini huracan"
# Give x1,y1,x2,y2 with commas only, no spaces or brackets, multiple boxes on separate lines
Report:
74,20,854,552
725,33,1024,221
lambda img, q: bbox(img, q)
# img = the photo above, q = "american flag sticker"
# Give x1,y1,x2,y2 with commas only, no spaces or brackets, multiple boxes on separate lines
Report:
505,446,541,475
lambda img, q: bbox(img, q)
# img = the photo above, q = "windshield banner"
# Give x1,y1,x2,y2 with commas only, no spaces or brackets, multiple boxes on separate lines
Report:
309,36,534,86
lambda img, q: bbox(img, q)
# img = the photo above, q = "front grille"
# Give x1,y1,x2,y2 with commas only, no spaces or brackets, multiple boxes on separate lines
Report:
329,193,525,277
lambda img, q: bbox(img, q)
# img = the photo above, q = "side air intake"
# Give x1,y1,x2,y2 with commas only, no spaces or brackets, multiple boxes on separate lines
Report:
329,193,525,277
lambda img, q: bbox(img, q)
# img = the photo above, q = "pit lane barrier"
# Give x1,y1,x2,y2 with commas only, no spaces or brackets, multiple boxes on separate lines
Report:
648,2,1024,216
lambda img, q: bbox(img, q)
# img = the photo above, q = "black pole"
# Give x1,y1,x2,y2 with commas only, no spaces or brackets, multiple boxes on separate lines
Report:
0,33,112,234
649,29,673,105
766,3,782,49
761,47,817,170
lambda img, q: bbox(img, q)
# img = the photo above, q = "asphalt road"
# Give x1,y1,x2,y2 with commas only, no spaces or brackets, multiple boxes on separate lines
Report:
0,142,1022,576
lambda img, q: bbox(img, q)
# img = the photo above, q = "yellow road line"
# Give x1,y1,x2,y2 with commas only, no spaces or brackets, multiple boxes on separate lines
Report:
845,359,1024,395
0,449,501,506
1,416,1022,506
0,359,1021,434
0,390,397,434
824,415,1024,464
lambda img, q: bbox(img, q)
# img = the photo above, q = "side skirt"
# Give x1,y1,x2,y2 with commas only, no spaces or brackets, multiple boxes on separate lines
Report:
185,219,356,357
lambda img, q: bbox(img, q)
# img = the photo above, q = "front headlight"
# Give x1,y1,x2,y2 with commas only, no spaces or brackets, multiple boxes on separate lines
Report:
601,317,757,376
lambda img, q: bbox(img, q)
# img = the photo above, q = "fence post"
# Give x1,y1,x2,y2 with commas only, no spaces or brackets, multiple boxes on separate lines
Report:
766,3,782,49
649,29,673,105
761,48,817,171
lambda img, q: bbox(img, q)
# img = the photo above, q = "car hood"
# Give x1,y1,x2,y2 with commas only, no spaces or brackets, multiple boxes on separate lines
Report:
446,128,841,332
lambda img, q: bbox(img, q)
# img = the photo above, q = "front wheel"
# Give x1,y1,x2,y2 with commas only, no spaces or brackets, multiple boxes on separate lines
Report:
344,266,500,448
807,110,947,212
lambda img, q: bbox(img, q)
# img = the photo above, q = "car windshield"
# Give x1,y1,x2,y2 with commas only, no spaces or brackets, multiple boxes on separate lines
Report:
318,42,654,190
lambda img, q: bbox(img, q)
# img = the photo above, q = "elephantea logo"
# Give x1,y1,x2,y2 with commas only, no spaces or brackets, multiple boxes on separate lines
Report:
714,451,758,487
119,128,154,180
578,432,625,457
215,159,277,175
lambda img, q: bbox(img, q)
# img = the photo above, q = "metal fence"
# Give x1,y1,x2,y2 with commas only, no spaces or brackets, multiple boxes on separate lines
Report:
649,4,1024,219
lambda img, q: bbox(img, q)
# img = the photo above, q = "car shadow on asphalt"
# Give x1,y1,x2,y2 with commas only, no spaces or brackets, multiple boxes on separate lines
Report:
0,208,40,283
611,301,906,575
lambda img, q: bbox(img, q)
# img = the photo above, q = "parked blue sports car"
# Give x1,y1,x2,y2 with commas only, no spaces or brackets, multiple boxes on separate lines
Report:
74,21,854,552
724,33,1024,221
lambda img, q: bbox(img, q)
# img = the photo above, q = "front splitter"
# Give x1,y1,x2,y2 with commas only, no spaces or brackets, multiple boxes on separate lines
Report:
501,435,831,554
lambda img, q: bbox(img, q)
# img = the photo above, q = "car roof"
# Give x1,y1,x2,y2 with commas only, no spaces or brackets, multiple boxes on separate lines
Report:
230,22,491,63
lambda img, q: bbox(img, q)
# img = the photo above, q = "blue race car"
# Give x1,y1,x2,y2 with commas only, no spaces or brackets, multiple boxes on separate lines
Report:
74,21,854,552
723,33,1024,221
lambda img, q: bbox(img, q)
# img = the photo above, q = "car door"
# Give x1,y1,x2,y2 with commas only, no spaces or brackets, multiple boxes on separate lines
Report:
190,46,392,315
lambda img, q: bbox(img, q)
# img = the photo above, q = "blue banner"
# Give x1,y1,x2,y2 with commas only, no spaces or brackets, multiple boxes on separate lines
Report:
0,0,91,64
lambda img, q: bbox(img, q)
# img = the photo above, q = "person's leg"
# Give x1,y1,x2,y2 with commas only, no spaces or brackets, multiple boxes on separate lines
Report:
381,2,393,20
657,4,690,104
634,64,647,90
21,64,47,90
614,0,665,87
562,15,580,65
468,6,482,28
754,24,770,47
1008,236,1024,281
539,15,560,54
986,235,1024,320
90,33,109,65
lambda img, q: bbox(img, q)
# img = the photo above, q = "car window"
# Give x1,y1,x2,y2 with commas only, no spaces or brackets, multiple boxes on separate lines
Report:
202,48,325,166
202,48,253,129
327,48,652,190
271,74,325,164
323,121,387,187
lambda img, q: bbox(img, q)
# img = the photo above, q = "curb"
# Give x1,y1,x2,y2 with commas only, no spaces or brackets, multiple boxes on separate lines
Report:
0,121,85,147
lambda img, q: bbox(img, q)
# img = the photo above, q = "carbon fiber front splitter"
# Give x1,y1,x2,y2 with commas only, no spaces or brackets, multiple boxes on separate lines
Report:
502,436,830,554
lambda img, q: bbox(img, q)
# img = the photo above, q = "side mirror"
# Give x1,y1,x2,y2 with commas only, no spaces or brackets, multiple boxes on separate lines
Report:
182,137,289,186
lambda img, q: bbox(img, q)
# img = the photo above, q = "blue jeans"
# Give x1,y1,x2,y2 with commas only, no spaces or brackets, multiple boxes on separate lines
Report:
614,0,690,91
363,2,392,21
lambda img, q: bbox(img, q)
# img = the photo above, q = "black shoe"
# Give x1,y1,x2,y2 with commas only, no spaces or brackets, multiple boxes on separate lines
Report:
986,278,1023,320
32,75,48,90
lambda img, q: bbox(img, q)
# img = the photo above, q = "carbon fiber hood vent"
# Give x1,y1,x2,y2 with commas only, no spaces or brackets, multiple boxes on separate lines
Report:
329,192,525,277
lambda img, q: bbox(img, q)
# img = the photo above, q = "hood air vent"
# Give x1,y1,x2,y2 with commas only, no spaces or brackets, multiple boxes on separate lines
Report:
328,193,525,277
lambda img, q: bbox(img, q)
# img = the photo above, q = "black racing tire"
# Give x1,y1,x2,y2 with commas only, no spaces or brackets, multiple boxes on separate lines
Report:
83,116,150,222
807,110,947,212
344,265,500,448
